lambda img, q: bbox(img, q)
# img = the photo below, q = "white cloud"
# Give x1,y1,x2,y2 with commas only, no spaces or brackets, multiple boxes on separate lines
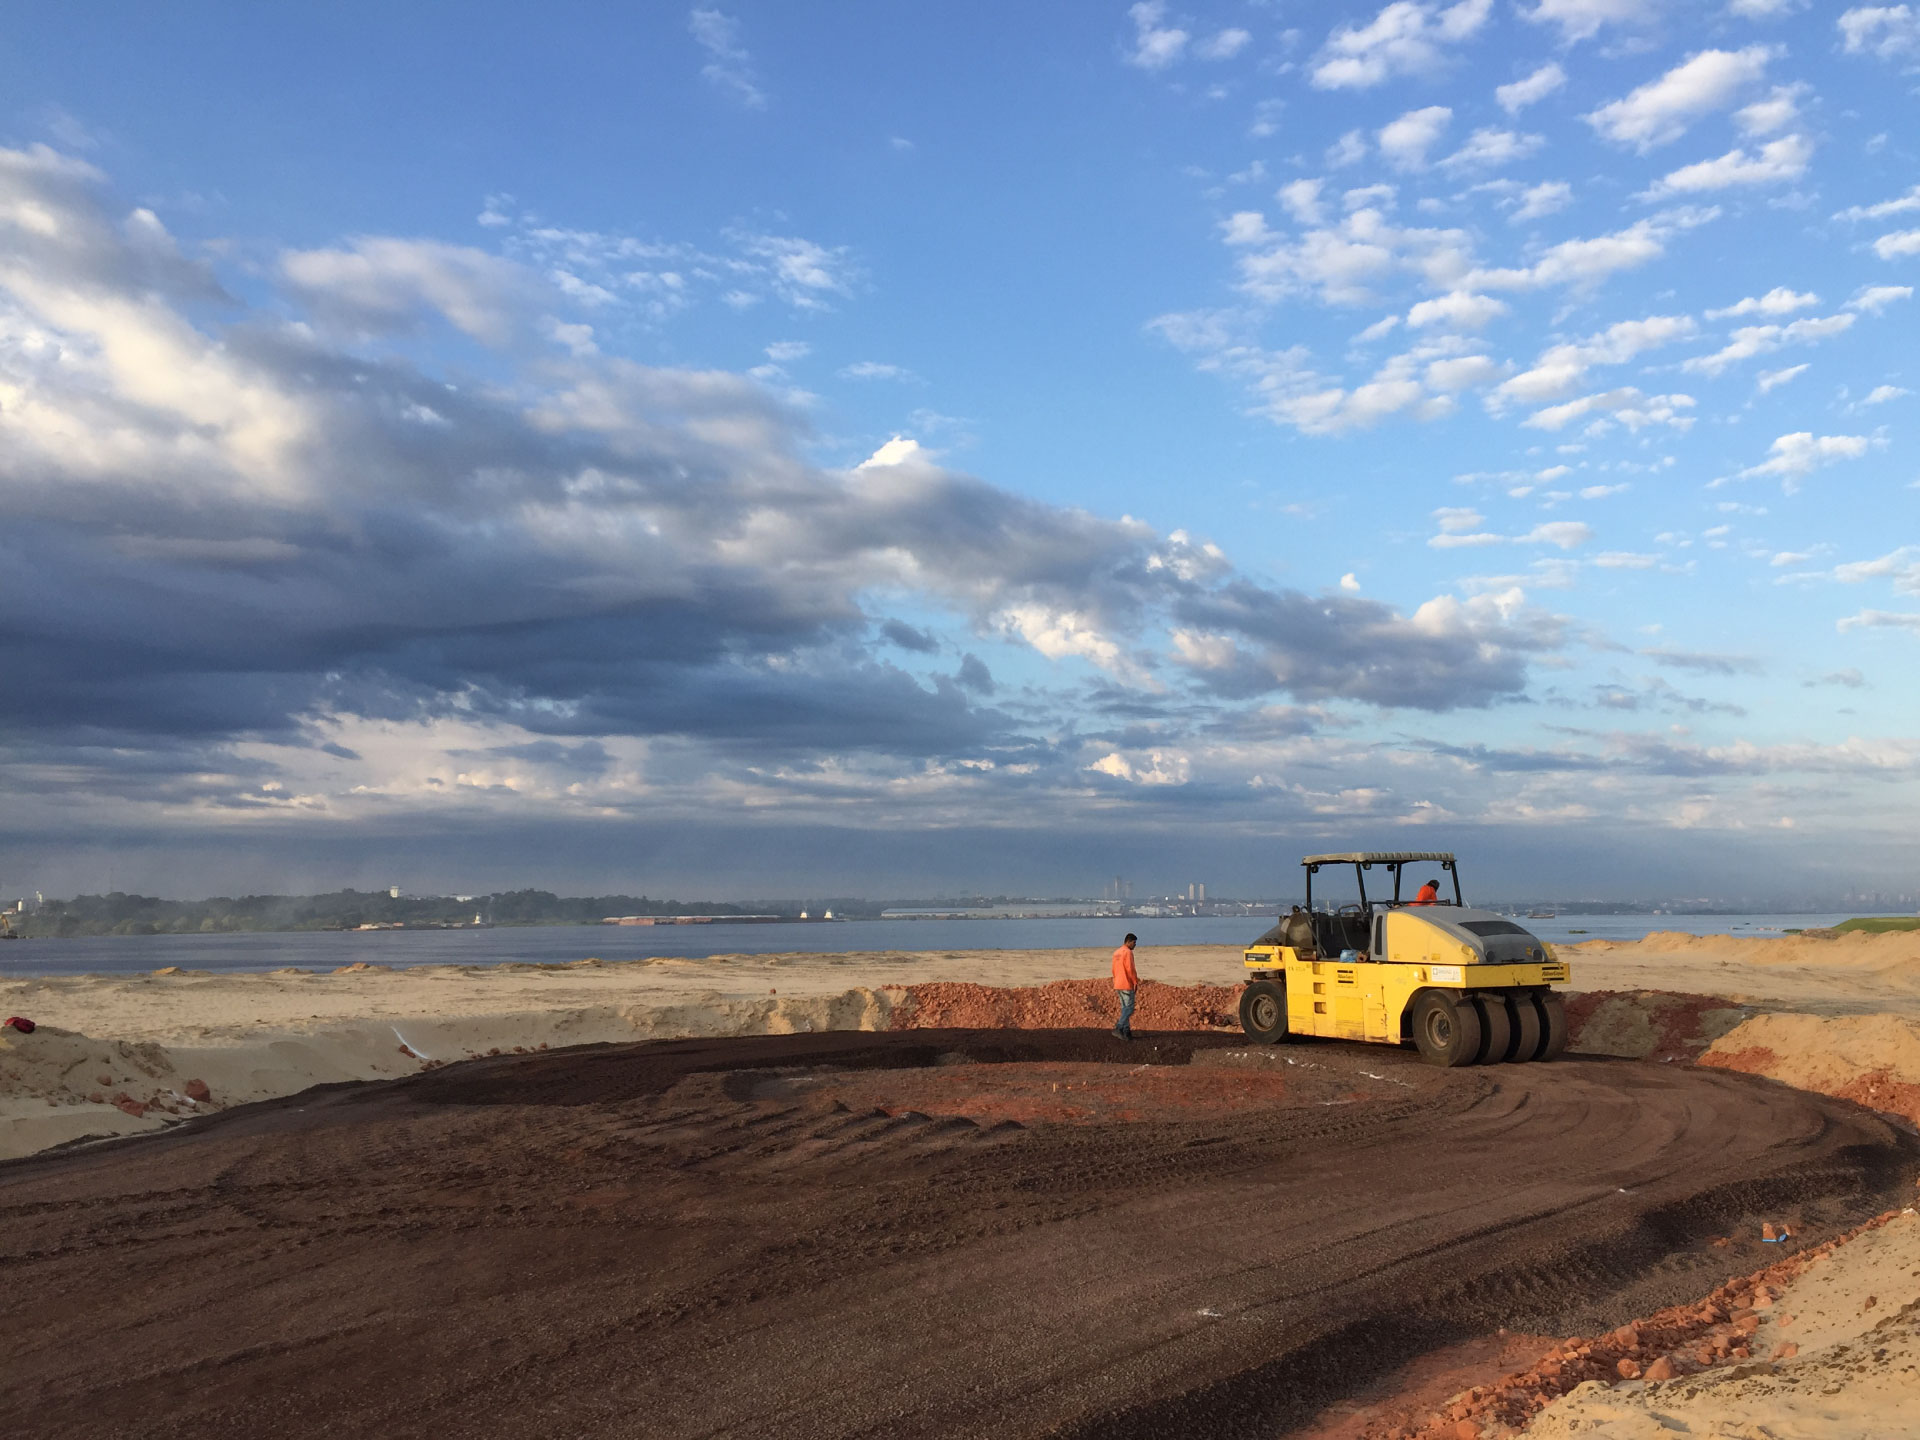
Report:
1835,186,1920,223
1835,545,1920,594
1466,212,1711,292
1873,229,1920,259
1326,130,1370,168
1222,211,1273,246
1509,181,1574,223
1847,284,1912,313
1523,388,1697,431
1197,27,1252,60
279,238,536,345
1586,47,1774,152
1406,290,1508,330
765,340,811,362
1839,6,1920,60
1708,287,1817,318
1683,312,1856,376
1440,128,1545,173
1378,106,1453,170
689,8,766,108
1736,431,1873,489
839,361,916,381
1311,0,1492,90
1728,0,1803,17
1526,521,1594,548
1429,518,1594,549
1278,178,1326,226
1497,63,1567,114
1756,363,1809,391
1522,0,1655,43
1838,609,1920,633
1125,2,1189,69
1863,384,1911,405
1425,354,1504,389
728,231,857,308
1735,84,1806,136
1640,133,1811,198
1491,314,1697,406
1088,749,1192,785
855,435,927,469
1231,205,1475,307
1150,315,1465,434
1581,482,1630,498
1595,550,1659,568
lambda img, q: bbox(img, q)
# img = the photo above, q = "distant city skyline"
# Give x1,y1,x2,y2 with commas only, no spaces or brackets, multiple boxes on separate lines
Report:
3,4,1919,901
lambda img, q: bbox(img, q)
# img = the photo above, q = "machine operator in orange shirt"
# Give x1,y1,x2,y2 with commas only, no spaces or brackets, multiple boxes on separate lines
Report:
1111,932,1139,1041
1411,878,1441,906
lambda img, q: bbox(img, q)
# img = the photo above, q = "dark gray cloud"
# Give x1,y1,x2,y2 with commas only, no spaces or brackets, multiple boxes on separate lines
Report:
0,143,1578,866
879,619,940,653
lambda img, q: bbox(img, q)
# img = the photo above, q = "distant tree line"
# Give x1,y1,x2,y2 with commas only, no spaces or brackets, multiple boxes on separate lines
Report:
16,889,888,938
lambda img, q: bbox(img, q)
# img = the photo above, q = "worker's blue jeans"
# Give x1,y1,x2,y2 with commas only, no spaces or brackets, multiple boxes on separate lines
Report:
1115,988,1136,1035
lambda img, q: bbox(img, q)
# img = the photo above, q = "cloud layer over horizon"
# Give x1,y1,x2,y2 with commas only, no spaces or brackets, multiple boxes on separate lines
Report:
2,3,1918,899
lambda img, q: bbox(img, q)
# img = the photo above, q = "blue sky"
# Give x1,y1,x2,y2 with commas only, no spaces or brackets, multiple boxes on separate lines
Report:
1,1,1918,901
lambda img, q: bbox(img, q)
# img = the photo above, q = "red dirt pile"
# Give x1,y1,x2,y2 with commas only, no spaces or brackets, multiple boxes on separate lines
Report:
1381,1208,1909,1439
893,978,1240,1031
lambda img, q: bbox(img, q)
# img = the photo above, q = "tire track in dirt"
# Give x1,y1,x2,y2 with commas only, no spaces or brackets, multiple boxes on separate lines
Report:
0,1029,1913,1440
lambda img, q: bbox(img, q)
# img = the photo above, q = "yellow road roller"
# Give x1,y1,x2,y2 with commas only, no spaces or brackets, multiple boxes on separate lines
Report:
1239,851,1570,1066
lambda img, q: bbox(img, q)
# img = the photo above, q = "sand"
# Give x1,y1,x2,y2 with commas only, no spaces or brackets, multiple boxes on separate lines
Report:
1514,1209,1920,1439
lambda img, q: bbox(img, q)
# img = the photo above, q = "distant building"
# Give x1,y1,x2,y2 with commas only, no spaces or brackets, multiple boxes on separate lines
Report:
388,885,400,899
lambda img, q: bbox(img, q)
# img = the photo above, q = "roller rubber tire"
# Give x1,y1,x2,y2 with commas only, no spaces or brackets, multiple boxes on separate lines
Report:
1411,990,1483,1068
1505,991,1545,1063
1473,995,1513,1064
1535,992,1569,1062
1240,979,1289,1044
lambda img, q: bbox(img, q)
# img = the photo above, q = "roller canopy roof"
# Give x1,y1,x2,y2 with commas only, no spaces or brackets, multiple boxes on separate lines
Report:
1300,852,1457,865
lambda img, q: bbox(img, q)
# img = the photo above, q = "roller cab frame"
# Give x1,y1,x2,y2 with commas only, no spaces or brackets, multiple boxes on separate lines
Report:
1239,851,1571,1066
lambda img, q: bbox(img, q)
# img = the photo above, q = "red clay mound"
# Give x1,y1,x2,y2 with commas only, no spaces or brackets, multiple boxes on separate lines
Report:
893,978,1241,1031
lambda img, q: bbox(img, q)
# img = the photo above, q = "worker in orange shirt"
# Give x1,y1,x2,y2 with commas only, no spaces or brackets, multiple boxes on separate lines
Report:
1411,878,1441,906
1111,932,1139,1041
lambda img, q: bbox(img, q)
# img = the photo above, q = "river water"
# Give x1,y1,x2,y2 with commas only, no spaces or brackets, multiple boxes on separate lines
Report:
0,912,1892,979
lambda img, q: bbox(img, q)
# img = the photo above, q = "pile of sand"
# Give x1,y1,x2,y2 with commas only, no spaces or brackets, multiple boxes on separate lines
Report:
1376,1207,1920,1439
1701,1011,1920,1127
1511,1208,1920,1440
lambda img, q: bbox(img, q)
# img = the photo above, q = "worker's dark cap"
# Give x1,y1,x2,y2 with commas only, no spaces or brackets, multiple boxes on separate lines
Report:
1123,932,1137,944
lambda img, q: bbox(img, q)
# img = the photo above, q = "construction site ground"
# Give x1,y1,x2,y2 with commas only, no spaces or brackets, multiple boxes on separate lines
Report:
3,1026,1915,1439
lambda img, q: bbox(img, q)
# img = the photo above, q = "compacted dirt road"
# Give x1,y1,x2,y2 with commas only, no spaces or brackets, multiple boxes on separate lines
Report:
2,1030,1913,1440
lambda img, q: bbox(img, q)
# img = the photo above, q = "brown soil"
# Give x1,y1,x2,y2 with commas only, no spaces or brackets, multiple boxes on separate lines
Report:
1,1028,1914,1440
895,977,1242,1031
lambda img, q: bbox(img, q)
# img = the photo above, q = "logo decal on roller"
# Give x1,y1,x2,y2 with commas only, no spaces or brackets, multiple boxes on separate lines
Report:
1429,964,1464,983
